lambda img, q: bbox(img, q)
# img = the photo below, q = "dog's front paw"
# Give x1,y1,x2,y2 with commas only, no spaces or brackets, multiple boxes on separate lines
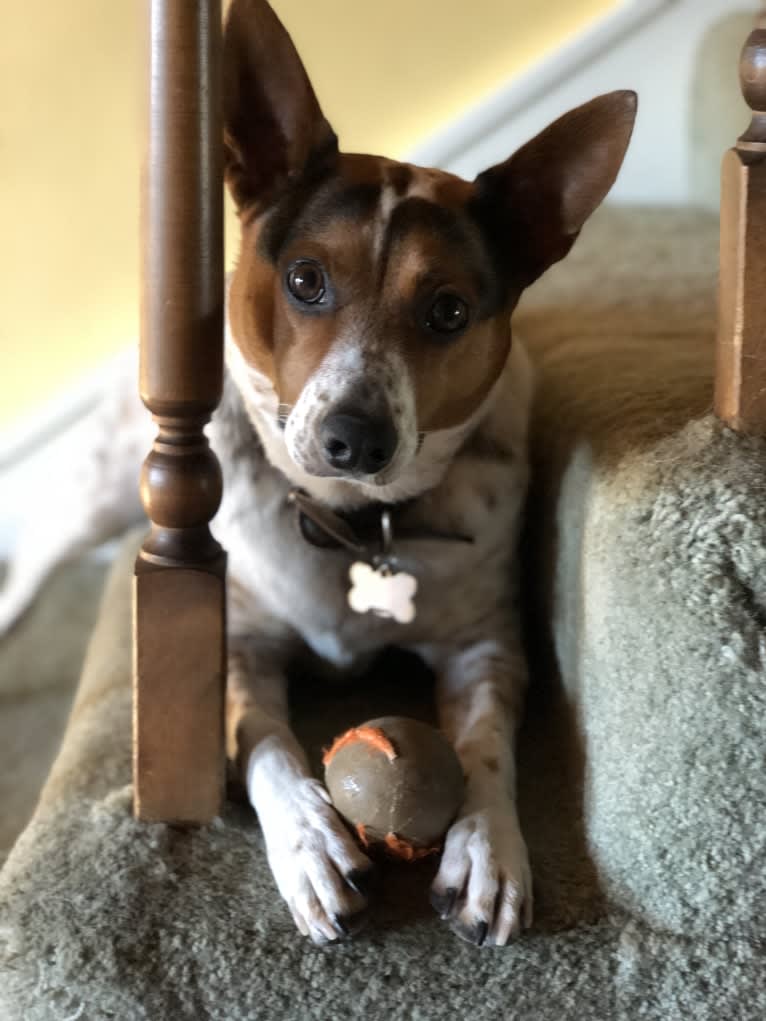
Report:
430,805,533,946
262,778,373,945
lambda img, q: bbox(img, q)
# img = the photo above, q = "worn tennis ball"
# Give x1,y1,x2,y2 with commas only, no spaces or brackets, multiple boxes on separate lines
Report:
323,716,465,860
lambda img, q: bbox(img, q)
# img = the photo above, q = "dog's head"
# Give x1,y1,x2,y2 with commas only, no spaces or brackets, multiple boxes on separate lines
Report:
224,0,636,501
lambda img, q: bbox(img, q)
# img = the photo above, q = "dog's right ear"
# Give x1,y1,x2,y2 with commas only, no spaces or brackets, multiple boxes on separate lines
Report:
223,0,338,211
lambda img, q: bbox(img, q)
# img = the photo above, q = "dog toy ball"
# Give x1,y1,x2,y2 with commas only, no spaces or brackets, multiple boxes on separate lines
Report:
323,716,465,860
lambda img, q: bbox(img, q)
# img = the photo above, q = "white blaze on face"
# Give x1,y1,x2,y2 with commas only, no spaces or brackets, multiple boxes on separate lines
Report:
284,334,418,484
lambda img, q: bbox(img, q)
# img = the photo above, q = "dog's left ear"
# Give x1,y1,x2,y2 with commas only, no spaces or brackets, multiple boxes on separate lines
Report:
472,90,637,287
223,0,338,211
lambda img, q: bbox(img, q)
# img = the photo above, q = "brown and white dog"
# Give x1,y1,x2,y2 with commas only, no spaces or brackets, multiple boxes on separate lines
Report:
0,0,636,946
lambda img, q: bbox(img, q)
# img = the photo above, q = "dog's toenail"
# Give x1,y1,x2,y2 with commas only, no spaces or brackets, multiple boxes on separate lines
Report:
346,866,375,896
334,907,369,939
430,886,457,919
451,917,490,946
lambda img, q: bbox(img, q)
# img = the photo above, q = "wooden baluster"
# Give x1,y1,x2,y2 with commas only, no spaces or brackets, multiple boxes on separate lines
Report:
133,0,226,824
716,14,766,433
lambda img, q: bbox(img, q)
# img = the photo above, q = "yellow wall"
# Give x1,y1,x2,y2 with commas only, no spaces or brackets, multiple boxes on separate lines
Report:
1,0,615,428
287,0,615,158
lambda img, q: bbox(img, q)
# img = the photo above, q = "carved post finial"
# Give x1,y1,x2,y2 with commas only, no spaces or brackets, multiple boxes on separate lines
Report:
715,14,766,433
737,21,766,150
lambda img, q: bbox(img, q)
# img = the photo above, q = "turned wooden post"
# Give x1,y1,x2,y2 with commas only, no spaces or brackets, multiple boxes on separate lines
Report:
133,0,226,823
716,14,766,433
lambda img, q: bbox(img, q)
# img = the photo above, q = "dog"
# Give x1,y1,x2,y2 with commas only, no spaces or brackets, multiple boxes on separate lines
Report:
0,0,636,946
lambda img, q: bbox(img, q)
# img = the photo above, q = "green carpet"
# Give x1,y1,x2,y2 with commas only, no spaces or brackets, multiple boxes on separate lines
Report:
0,555,108,863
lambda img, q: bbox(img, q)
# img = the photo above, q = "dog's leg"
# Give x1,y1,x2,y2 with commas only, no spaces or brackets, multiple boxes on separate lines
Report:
429,635,533,946
227,638,373,944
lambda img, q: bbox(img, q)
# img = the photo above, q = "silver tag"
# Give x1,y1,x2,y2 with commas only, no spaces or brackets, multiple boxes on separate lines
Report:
347,561,418,624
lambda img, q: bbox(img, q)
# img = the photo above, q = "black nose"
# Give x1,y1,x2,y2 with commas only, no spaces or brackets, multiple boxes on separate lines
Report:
320,411,397,475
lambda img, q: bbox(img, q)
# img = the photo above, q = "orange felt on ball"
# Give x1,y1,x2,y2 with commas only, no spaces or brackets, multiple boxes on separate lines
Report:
322,725,398,766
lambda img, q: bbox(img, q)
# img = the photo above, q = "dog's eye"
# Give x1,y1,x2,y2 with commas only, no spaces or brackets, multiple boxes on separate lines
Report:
286,261,326,304
425,293,469,335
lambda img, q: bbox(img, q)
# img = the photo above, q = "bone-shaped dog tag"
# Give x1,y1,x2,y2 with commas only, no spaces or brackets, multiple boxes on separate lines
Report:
348,561,417,624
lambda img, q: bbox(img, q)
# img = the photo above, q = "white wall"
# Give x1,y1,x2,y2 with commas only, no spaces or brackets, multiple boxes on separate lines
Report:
409,0,756,208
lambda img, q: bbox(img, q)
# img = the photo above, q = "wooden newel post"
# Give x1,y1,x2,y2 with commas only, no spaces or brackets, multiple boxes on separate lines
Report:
133,0,226,823
715,15,766,433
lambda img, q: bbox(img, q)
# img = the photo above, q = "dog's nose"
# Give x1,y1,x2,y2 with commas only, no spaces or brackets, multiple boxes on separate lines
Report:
320,411,397,475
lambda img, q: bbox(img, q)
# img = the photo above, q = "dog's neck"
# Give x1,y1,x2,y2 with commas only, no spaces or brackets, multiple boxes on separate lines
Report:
224,325,507,513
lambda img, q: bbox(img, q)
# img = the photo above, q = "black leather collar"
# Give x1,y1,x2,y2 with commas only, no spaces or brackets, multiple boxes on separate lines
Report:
289,489,473,554
289,489,410,553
